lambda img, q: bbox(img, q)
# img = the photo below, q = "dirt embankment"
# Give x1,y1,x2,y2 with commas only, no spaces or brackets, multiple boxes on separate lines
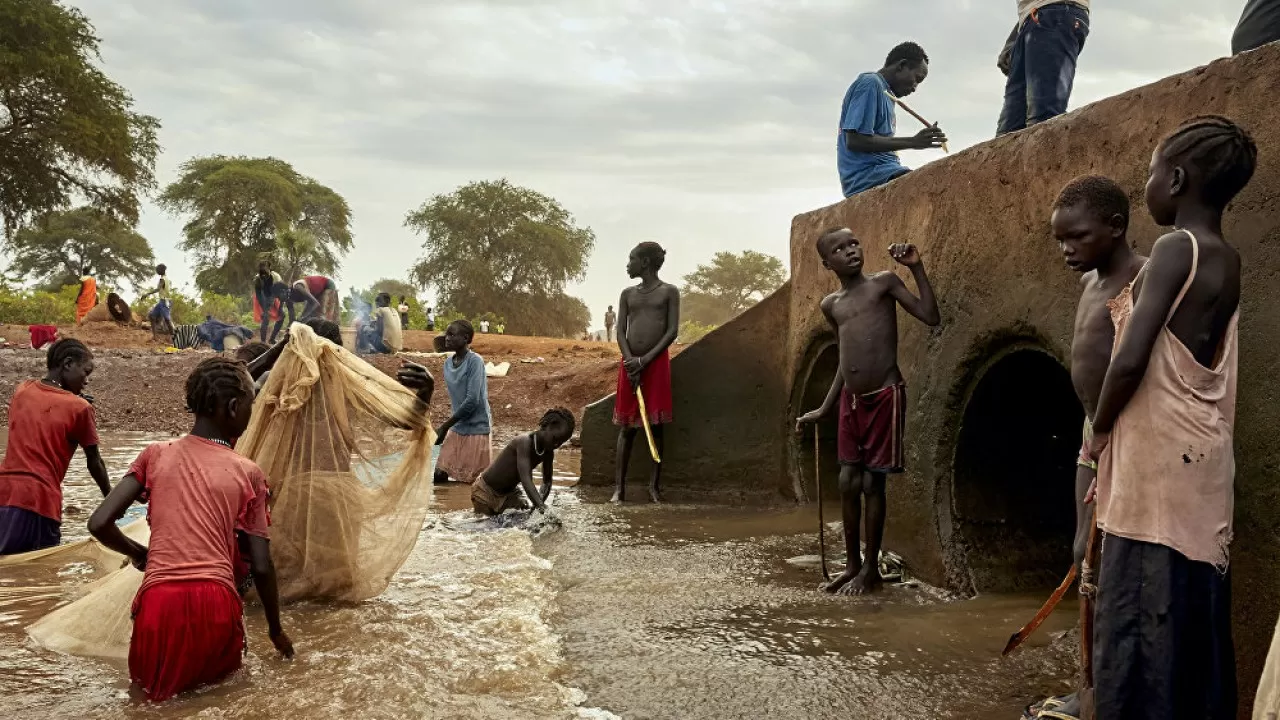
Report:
0,324,658,436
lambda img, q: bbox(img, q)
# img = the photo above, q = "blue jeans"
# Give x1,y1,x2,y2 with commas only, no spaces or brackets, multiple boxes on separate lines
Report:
996,3,1089,136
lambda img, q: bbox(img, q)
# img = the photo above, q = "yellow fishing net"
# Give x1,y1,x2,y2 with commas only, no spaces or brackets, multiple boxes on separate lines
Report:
1,323,436,658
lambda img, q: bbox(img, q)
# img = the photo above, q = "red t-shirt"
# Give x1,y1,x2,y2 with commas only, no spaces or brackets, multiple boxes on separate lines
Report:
0,380,99,521
130,436,271,596
303,275,331,297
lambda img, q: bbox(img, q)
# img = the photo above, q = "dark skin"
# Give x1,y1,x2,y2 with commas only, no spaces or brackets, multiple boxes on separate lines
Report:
88,379,296,663
1086,147,1243,491
613,247,680,504
473,419,574,515
433,324,482,482
796,229,939,595
290,282,322,320
247,329,435,409
140,266,172,339
844,59,947,155
44,356,112,498
1054,202,1146,570
261,283,296,343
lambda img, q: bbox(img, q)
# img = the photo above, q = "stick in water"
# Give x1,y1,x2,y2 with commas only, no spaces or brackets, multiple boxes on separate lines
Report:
883,91,950,153
635,387,661,463
814,425,830,582
1002,564,1077,656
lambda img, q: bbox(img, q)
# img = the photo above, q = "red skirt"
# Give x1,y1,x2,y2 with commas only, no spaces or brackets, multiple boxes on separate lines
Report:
613,349,673,427
130,580,245,702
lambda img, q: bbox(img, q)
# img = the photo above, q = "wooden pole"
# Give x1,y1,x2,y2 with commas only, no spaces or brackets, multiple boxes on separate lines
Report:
636,387,661,463
884,91,950,153
815,426,830,582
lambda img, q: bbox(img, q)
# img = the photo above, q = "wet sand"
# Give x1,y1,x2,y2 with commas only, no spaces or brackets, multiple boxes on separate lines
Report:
1,432,1077,719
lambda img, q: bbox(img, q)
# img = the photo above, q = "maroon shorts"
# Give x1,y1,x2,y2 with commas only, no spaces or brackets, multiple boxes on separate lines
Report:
837,383,906,473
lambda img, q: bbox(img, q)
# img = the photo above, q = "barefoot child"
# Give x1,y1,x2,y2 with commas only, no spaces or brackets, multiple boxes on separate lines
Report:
797,228,939,595
88,357,294,701
434,320,492,484
1088,116,1256,719
0,339,112,554
472,408,576,516
613,242,680,504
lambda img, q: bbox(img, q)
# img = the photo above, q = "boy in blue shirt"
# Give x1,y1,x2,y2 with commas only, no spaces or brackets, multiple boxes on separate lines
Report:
837,42,946,197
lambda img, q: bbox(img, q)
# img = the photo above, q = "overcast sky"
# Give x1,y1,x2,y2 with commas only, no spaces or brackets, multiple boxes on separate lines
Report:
69,0,1242,331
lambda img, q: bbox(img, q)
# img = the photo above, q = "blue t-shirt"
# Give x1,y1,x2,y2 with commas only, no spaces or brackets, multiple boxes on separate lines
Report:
443,350,492,435
836,72,908,197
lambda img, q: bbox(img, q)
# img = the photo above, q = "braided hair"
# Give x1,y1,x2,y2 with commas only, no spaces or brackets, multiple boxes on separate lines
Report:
234,341,270,363
634,242,667,271
1159,116,1257,210
303,317,343,345
1054,175,1130,228
45,338,92,370
185,357,253,416
539,407,576,432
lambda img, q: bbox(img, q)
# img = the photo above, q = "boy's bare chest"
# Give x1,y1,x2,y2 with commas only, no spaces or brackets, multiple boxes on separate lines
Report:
628,288,669,313
829,288,891,326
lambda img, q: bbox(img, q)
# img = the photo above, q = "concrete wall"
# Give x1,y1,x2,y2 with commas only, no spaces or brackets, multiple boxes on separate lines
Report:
579,45,1280,707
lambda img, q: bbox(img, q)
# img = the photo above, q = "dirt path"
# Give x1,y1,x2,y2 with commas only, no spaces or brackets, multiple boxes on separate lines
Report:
0,324,657,435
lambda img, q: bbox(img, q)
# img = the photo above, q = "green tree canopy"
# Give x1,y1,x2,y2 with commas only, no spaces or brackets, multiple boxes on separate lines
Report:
405,179,594,338
3,206,155,290
158,156,352,295
681,250,787,326
0,0,160,236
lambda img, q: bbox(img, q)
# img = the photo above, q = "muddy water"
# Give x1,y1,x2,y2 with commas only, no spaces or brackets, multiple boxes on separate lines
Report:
0,433,1076,719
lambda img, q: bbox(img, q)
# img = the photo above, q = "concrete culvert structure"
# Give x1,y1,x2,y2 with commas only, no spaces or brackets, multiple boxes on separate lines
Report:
950,346,1082,594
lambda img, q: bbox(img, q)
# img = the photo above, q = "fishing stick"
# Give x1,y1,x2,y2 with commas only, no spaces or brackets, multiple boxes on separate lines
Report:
1002,564,1077,656
1079,507,1101,707
883,91,950,153
814,426,831,582
636,387,661,463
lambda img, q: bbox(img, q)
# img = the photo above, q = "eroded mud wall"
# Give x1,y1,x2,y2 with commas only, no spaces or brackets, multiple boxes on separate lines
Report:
579,284,792,500
788,45,1280,710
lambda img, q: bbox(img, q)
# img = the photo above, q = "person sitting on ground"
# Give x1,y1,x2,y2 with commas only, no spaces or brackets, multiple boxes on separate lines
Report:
996,1,1090,136
139,264,173,340
837,42,946,198
88,357,294,702
471,408,575,516
76,267,98,325
0,339,112,554
253,262,284,342
1087,116,1256,720
796,228,940,595
434,320,493,484
358,293,403,354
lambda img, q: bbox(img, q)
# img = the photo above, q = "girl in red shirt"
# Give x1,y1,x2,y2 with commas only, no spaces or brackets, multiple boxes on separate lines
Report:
90,357,294,701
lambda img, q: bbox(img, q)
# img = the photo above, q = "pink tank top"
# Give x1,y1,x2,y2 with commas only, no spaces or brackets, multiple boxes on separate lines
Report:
1096,230,1239,571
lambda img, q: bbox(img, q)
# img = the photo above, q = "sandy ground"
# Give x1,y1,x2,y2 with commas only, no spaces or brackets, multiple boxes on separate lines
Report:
0,323,665,436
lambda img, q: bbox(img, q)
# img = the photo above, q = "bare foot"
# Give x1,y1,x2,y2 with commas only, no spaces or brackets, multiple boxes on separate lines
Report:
610,490,623,504
837,568,882,596
822,568,858,594
649,486,664,504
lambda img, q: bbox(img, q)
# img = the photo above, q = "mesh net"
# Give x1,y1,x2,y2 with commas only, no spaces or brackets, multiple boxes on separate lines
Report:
2,323,436,658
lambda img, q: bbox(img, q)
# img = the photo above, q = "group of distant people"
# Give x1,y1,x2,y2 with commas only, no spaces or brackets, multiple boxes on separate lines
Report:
836,1,1280,198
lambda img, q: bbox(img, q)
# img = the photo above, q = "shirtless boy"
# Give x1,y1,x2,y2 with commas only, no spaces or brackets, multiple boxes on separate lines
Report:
797,228,939,595
613,242,680,504
471,408,575,516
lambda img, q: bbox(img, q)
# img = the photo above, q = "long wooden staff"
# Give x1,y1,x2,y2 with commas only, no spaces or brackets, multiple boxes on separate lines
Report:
1002,564,1077,656
1078,508,1102,718
884,91,950,153
814,426,831,582
636,387,661,463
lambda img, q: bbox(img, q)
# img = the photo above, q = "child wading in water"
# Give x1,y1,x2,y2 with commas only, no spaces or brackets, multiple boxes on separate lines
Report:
471,408,576,516
613,242,680,504
89,357,294,701
0,339,112,554
1087,116,1256,720
797,228,939,595
434,320,493,484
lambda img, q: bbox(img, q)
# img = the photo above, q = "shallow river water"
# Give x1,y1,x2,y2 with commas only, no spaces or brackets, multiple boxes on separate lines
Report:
0,432,1076,719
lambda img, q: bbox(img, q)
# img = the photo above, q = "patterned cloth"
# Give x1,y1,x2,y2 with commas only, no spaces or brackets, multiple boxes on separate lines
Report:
170,324,203,350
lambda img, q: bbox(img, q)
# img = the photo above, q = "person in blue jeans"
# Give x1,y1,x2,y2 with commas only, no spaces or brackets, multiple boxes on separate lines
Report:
996,1,1090,136
836,42,947,198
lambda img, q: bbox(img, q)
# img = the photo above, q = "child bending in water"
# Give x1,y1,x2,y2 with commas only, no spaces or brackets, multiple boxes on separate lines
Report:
0,339,112,554
472,408,576,516
797,228,939,596
89,357,294,702
434,320,493,484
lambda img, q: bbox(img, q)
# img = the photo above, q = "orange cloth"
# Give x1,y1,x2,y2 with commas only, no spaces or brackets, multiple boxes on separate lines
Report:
75,277,98,323
252,293,282,323
128,436,271,598
1097,230,1239,571
0,380,99,521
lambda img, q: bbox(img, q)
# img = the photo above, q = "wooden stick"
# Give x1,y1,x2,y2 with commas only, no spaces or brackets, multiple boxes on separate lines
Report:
814,426,831,582
636,387,661,463
884,91,950,153
1078,507,1102,718
1002,564,1077,656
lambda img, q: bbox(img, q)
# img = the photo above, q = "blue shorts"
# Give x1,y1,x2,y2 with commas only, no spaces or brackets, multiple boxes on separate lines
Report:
149,300,172,322
0,506,60,555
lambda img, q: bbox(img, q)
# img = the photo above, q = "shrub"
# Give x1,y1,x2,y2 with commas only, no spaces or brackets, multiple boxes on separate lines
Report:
677,319,716,344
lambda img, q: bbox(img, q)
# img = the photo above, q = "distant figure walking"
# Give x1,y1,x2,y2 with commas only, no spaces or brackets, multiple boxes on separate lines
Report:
75,267,98,324
996,1,1090,136
604,305,617,342
398,296,410,330
140,264,173,340
426,307,436,332
479,319,490,334
1232,0,1280,54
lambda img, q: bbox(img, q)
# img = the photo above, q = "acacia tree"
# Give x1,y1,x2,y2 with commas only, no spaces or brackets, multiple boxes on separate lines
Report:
681,250,787,326
405,179,594,337
4,206,155,290
158,156,352,295
0,0,160,236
